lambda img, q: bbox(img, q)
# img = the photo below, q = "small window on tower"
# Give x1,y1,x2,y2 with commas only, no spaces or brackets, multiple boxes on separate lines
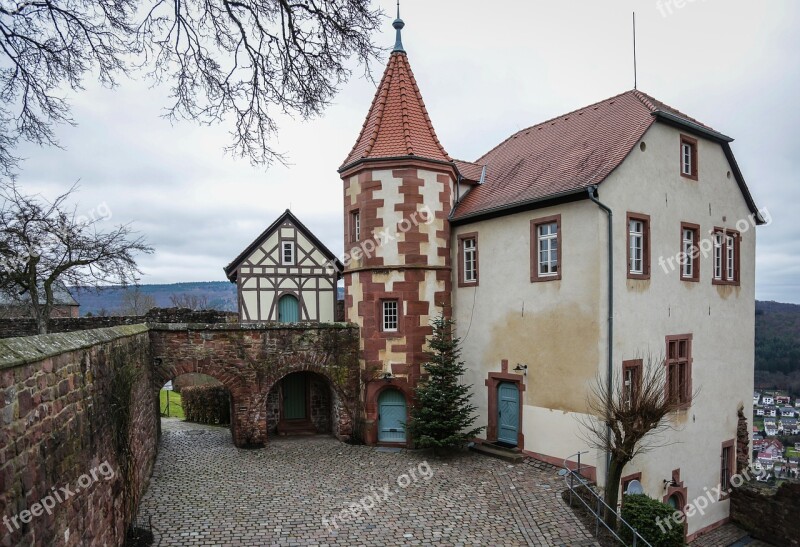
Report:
351,210,360,242
382,300,398,332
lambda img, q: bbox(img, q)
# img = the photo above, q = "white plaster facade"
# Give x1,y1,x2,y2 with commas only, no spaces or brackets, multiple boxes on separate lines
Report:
452,121,758,538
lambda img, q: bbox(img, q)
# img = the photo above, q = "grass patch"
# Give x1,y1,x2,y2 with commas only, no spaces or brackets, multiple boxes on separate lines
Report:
787,448,800,459
160,389,184,419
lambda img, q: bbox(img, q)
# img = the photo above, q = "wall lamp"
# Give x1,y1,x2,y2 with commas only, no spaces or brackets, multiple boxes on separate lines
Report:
382,371,394,382
513,364,528,376
663,478,679,489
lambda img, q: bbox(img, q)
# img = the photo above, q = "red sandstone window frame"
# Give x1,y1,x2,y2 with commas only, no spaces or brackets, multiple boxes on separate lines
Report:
621,471,642,504
679,222,700,282
457,232,479,287
530,214,561,282
626,212,650,279
712,227,740,286
720,439,735,499
665,334,693,410
377,297,404,337
680,134,698,180
622,359,643,409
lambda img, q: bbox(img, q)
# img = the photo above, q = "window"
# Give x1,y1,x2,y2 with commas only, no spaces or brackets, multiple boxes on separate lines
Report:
666,334,692,408
530,215,561,282
621,472,643,499
351,210,360,242
627,213,650,279
281,240,295,265
458,233,479,286
680,223,700,282
382,300,398,332
680,135,698,180
720,440,735,496
712,228,740,285
622,359,643,409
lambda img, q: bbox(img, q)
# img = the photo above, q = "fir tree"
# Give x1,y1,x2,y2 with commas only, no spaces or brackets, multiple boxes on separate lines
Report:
409,315,484,451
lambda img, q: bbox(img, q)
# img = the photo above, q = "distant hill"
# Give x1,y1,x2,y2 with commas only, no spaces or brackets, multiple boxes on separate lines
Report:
755,300,800,374
70,282,345,316
72,281,237,315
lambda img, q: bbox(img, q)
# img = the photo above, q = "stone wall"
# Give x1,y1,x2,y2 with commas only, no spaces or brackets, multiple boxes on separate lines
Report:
0,326,157,547
730,481,800,546
0,307,237,339
148,322,360,447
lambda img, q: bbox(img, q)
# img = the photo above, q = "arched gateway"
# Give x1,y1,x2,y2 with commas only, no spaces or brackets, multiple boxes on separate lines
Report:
149,322,360,448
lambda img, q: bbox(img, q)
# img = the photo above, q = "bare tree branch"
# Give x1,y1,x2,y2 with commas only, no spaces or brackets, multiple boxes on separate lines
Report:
0,0,383,176
0,182,153,332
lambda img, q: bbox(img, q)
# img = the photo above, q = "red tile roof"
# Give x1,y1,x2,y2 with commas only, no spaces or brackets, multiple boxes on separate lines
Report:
340,51,451,171
451,90,722,220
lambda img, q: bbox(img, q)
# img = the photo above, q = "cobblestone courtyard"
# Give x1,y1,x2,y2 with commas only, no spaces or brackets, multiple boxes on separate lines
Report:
138,419,598,546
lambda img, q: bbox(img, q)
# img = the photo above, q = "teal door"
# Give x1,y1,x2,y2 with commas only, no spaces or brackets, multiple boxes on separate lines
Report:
497,382,519,446
283,374,306,419
378,389,407,442
278,294,300,323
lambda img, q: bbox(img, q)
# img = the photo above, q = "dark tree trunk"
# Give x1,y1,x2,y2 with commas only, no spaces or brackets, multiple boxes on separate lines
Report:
603,457,627,529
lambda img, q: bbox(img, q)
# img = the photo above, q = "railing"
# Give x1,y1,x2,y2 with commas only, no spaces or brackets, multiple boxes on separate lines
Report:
561,452,652,547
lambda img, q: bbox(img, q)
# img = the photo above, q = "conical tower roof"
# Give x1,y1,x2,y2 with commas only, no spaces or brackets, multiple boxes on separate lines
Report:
339,15,451,172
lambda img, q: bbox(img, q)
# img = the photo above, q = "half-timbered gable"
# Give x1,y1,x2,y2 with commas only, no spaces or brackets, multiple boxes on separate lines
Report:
225,210,342,323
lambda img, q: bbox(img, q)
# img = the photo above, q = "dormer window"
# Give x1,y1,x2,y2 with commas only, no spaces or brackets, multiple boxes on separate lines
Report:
680,135,698,180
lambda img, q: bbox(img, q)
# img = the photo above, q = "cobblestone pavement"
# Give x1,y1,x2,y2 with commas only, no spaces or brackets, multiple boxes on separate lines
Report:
690,523,774,547
137,419,598,546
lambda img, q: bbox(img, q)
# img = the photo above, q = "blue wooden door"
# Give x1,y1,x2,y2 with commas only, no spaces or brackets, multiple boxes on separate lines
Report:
278,294,300,323
283,374,306,419
497,382,519,446
378,389,407,442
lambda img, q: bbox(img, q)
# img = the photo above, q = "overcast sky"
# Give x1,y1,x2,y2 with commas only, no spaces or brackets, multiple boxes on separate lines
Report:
12,0,800,303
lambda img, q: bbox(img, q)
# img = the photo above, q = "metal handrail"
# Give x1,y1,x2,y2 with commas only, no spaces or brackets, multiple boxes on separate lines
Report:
561,452,653,547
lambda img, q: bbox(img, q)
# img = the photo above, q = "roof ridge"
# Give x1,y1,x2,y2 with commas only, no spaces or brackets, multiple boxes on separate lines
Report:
474,89,639,164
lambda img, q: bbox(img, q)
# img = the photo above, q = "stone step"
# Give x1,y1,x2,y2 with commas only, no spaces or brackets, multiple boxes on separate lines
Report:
469,442,525,463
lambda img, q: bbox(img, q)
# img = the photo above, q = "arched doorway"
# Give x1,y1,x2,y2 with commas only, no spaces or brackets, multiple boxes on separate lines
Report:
268,371,335,436
278,293,300,322
378,389,407,443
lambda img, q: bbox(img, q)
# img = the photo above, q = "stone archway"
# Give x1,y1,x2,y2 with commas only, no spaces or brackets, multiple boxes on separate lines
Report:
266,370,352,439
148,323,360,448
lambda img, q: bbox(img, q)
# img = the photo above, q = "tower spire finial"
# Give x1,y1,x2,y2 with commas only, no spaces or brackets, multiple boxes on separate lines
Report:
392,0,405,53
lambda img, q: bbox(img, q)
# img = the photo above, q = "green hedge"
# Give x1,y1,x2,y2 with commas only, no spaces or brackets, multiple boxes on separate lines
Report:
181,385,230,425
621,494,685,547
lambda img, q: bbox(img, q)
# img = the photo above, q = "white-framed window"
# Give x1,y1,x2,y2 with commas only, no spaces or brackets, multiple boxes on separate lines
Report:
382,300,398,332
681,143,693,176
538,222,558,276
352,210,360,241
463,237,477,283
281,240,295,265
629,219,644,274
726,235,735,280
714,233,723,280
681,228,695,278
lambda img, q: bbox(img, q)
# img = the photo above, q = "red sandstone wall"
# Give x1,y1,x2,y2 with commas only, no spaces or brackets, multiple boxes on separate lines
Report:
0,326,156,547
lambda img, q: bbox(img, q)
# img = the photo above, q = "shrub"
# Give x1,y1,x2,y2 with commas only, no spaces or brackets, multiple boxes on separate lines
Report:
181,385,230,425
621,494,685,547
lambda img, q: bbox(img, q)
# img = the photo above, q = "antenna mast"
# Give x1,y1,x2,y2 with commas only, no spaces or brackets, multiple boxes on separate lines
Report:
633,12,638,89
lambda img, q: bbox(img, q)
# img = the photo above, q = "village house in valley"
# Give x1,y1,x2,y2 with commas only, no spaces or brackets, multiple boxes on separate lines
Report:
333,13,763,542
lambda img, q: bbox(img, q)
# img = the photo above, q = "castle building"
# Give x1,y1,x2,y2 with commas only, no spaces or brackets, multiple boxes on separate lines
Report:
340,12,762,541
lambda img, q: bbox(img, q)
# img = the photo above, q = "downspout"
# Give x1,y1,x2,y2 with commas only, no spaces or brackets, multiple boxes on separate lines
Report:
587,185,613,478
